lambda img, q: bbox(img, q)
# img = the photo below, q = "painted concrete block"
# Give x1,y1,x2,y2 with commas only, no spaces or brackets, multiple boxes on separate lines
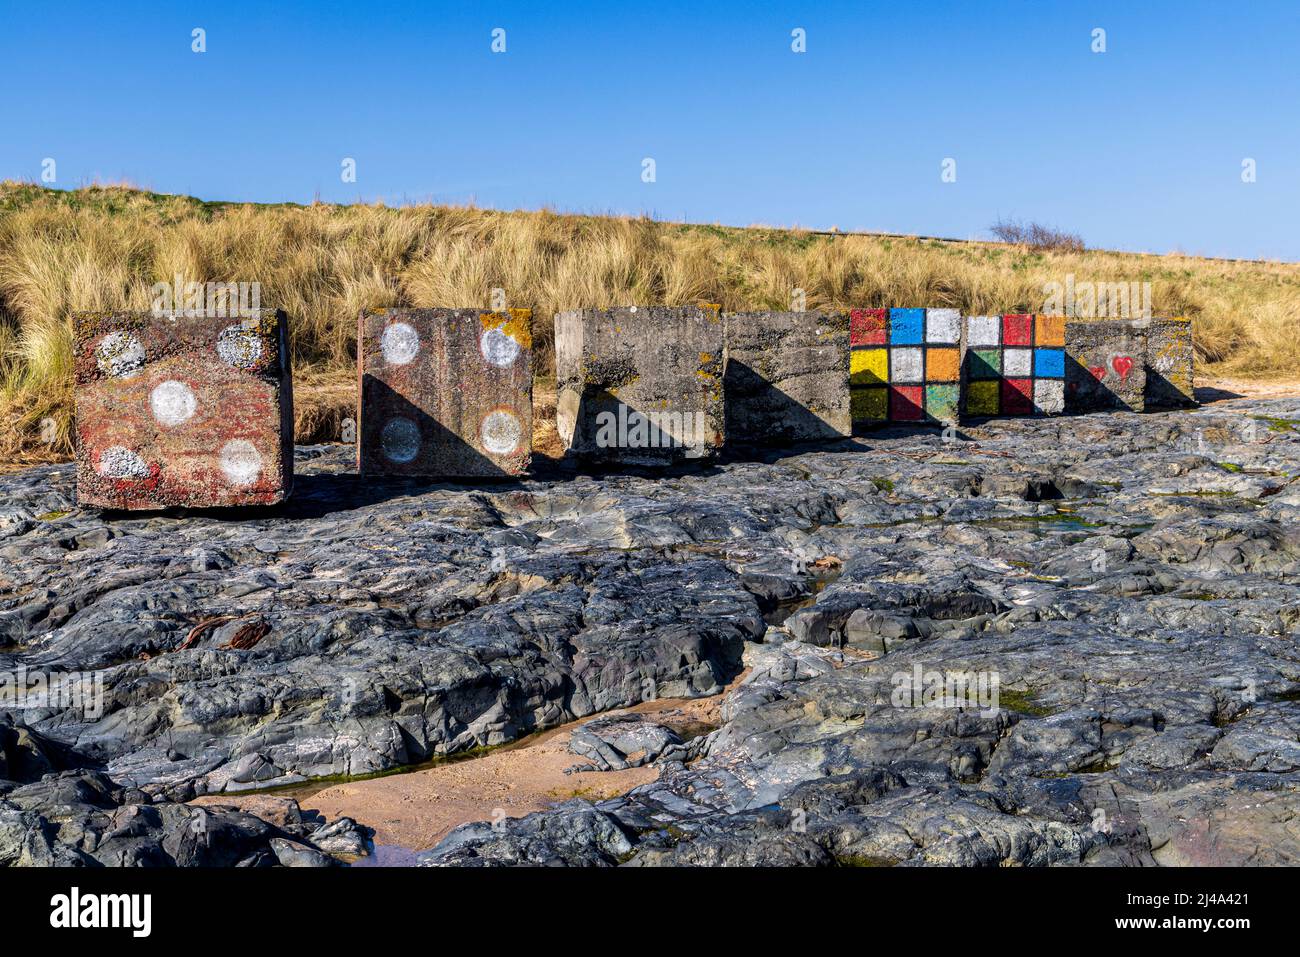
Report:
724,310,851,444
961,314,1066,418
555,305,724,463
1064,319,1148,413
850,308,964,426
358,308,532,476
74,310,293,509
1146,317,1196,408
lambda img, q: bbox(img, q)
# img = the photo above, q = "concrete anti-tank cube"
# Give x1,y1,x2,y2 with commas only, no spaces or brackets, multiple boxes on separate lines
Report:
555,305,724,463
358,308,532,476
724,310,850,444
1146,317,1196,408
74,310,293,509
1065,319,1148,413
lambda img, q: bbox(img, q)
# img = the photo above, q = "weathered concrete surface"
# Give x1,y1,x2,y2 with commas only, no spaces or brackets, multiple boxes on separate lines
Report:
555,306,724,463
73,310,293,509
358,308,532,477
1147,317,1196,409
1065,319,1149,413
4,395,1300,866
724,310,850,444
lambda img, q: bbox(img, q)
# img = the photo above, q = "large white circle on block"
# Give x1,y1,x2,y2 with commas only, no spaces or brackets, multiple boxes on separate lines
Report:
381,322,420,365
150,380,198,427
480,326,521,367
96,331,145,378
381,417,421,463
97,446,150,479
220,439,263,486
480,409,522,455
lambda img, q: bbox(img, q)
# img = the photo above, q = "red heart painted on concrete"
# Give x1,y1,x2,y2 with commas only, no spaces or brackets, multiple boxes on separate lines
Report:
1089,366,1106,381
1112,356,1134,381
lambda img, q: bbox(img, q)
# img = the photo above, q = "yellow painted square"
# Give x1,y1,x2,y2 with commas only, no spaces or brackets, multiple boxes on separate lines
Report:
966,379,1000,416
926,347,961,382
1036,314,1066,347
850,347,888,386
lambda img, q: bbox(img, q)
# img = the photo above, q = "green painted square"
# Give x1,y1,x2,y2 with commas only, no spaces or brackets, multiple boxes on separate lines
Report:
925,383,960,423
966,349,1002,380
851,385,888,422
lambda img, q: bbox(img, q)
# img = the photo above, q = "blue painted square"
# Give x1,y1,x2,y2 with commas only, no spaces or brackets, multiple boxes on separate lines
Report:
1034,348,1065,378
889,308,925,344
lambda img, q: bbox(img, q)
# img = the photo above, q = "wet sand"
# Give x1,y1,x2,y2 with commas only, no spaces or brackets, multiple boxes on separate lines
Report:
194,693,725,855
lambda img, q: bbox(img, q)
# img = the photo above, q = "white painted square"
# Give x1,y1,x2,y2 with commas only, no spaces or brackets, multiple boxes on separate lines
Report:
966,316,1001,347
1035,378,1064,414
890,347,924,382
1003,348,1032,377
925,309,961,344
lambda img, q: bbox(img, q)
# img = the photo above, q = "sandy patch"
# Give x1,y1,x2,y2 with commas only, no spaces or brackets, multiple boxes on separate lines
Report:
1198,377,1300,401
194,693,725,855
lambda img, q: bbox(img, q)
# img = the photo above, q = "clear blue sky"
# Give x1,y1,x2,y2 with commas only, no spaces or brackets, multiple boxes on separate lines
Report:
2,0,1297,260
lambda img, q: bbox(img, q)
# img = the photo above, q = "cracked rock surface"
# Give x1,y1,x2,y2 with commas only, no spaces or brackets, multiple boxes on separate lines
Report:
3,397,1300,865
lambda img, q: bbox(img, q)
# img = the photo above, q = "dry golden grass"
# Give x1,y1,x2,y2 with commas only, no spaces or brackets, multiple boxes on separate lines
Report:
2,180,1297,464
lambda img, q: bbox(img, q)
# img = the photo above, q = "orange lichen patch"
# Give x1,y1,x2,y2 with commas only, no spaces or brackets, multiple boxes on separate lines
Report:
926,347,961,382
479,308,533,349
1035,314,1066,347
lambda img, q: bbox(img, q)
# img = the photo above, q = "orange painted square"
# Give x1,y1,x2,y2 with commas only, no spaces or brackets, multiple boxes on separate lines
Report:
926,347,961,382
1036,315,1066,347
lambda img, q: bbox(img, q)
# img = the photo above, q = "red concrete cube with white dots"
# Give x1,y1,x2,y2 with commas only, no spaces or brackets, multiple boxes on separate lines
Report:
357,308,532,477
73,310,294,509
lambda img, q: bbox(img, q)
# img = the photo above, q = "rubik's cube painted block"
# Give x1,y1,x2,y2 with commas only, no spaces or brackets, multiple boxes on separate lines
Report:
358,308,532,476
1145,317,1196,408
555,305,725,464
962,314,1066,417
850,308,963,425
723,310,851,443
74,310,294,509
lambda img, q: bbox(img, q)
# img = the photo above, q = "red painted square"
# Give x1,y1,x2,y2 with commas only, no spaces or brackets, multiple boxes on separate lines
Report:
850,308,888,346
1001,377,1034,415
889,384,925,421
1002,314,1034,346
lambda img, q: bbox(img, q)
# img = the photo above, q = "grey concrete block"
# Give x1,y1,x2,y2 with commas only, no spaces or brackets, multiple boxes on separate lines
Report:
723,310,851,444
1065,319,1148,412
555,305,725,464
1146,317,1196,408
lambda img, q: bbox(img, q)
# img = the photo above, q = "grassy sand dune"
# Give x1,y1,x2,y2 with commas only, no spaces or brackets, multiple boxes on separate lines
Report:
2,181,1297,464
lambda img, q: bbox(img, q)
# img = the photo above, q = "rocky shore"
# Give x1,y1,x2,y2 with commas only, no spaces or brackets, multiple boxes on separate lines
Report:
3,396,1298,866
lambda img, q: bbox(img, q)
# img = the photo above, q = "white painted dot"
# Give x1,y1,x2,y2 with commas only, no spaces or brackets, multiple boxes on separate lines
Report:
480,409,522,455
217,324,264,369
381,417,420,463
150,380,198,427
381,322,420,365
95,331,145,378
480,327,520,368
96,446,149,479
220,439,263,486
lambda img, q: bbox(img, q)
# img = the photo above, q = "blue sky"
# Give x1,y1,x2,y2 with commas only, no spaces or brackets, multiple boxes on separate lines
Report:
2,0,1297,260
